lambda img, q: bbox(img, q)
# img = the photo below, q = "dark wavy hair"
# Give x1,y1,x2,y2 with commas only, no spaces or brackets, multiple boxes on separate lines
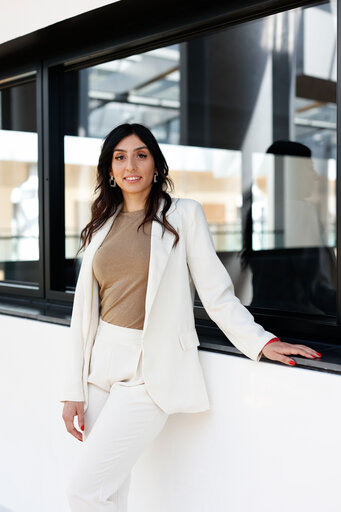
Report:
76,123,179,258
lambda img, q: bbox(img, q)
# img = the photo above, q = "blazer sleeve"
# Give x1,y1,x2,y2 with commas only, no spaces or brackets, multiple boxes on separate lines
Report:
59,255,86,403
184,200,277,361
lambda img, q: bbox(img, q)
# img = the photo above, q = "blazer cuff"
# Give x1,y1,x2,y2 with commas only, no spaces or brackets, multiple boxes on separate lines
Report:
59,387,84,403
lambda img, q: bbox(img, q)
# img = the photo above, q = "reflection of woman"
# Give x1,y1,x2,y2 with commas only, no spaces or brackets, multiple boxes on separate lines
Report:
242,140,336,315
60,124,321,511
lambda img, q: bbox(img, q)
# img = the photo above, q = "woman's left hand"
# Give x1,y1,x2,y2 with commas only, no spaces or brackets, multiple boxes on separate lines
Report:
262,341,321,366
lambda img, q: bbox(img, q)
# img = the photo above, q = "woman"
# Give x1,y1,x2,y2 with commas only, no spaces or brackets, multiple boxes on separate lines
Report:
61,123,321,511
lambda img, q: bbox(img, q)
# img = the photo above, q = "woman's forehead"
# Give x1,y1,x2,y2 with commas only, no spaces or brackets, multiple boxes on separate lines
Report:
114,133,146,150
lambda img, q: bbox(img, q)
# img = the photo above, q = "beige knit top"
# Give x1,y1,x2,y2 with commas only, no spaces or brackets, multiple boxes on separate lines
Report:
92,209,152,330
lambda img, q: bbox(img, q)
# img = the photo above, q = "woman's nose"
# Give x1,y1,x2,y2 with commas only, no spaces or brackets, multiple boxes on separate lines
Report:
125,154,136,171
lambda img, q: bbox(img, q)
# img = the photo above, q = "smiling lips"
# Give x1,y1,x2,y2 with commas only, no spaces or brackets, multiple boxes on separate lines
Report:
124,176,142,182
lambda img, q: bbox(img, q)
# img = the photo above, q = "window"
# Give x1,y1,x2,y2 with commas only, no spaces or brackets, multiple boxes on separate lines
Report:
59,0,336,319
0,77,40,289
62,46,180,290
0,0,339,344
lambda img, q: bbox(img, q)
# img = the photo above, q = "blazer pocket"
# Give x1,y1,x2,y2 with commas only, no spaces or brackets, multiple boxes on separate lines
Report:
178,328,200,351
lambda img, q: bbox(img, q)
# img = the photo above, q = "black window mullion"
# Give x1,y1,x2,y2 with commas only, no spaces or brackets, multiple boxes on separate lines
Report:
43,63,72,303
337,0,341,325
36,62,45,298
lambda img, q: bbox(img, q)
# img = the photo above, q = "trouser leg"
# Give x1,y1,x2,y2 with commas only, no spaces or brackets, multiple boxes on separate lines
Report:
81,383,131,510
65,382,168,511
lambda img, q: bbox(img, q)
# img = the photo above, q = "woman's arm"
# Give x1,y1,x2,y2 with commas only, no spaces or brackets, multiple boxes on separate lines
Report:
184,200,321,364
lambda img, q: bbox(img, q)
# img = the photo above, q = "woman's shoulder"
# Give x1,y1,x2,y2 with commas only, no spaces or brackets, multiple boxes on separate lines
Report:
170,198,205,226
171,197,202,214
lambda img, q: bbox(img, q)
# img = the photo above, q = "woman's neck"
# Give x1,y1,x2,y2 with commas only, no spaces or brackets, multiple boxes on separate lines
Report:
121,195,148,213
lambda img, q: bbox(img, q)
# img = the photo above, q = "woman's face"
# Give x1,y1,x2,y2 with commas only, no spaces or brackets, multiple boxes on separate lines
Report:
109,134,156,202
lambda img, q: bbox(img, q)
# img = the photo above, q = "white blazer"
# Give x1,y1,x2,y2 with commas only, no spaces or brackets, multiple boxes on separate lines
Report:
59,197,276,415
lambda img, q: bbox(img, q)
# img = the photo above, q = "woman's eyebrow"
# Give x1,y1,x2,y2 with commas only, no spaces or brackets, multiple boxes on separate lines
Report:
113,146,148,152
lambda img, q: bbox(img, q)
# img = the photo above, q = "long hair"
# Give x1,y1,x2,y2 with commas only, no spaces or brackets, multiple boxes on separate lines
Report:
75,123,179,258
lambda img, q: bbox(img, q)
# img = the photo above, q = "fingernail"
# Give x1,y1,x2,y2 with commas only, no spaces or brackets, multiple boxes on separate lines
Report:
316,352,322,357
81,425,84,431
289,360,296,366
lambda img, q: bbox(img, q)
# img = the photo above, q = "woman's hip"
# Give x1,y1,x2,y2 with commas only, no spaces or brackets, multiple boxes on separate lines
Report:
87,317,144,391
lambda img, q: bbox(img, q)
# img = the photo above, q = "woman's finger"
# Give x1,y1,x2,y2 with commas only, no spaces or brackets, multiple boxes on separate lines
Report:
262,342,321,365
266,342,321,358
77,404,85,433
280,345,321,358
294,345,322,357
70,426,83,442
65,418,83,441
62,404,83,441
269,352,296,366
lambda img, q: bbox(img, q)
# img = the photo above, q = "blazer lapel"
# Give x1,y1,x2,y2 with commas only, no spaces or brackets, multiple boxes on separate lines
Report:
143,198,177,333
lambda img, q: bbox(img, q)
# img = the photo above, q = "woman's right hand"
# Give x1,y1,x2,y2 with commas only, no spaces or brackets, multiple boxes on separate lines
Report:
62,401,85,441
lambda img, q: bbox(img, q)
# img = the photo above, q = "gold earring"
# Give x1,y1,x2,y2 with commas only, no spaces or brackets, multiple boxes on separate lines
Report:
109,176,116,188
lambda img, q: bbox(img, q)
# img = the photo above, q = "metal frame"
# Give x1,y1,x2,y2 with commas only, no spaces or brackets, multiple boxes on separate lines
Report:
42,64,73,302
0,63,45,299
337,0,341,326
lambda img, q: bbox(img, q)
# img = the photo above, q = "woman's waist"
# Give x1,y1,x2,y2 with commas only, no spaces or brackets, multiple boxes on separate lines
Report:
97,316,143,345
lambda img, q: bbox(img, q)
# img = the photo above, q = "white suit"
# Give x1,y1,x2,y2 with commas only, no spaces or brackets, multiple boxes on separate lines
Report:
59,197,276,415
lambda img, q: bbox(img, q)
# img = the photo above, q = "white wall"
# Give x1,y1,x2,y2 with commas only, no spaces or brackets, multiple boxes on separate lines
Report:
0,0,120,45
0,313,340,512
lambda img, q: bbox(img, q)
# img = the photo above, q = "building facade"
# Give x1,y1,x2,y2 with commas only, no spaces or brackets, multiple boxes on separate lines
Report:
0,1,341,511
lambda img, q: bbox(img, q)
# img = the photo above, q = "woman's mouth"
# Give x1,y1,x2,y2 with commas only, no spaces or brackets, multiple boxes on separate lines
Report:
124,176,142,182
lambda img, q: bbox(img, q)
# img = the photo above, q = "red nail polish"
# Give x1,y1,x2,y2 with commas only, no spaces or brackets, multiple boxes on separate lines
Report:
316,352,322,357
289,360,296,366
81,425,84,431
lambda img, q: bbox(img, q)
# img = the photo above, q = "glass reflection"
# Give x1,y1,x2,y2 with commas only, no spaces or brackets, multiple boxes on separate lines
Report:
77,46,180,142
241,142,336,315
64,1,336,317
64,139,242,259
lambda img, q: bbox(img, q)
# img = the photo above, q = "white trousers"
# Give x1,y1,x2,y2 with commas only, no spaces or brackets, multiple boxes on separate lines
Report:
65,319,169,511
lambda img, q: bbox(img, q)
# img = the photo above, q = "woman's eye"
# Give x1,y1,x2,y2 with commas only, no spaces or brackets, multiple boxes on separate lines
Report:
137,153,147,159
115,154,124,160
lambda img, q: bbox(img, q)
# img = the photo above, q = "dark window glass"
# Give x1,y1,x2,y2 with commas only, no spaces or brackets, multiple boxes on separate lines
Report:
62,1,336,318
0,79,39,286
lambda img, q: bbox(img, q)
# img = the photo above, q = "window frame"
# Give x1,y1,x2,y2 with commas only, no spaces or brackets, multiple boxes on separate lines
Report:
0,64,45,299
0,0,339,346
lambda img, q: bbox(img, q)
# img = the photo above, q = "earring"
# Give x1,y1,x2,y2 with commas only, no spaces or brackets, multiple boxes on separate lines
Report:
109,176,116,188
153,172,158,183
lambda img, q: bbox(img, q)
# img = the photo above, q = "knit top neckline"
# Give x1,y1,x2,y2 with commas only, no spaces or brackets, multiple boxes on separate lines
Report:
120,208,145,215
